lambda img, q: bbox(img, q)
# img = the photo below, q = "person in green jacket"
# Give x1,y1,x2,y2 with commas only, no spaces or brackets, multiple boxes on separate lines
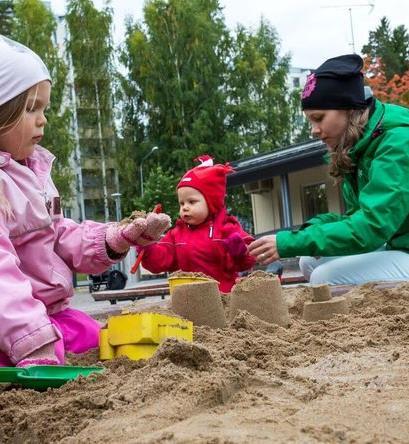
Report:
248,54,409,285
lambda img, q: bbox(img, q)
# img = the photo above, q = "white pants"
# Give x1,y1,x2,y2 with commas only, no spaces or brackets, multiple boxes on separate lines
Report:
299,248,409,285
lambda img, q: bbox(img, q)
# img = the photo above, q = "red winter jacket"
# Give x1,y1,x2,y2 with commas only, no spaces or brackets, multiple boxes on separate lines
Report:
141,208,255,292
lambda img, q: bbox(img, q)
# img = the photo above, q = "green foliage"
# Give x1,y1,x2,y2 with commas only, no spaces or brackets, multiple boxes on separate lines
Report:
293,118,312,144
132,165,179,222
226,187,254,234
66,0,117,221
288,88,312,144
119,1,297,217
65,0,113,70
226,20,293,155
0,0,14,35
66,0,115,133
120,0,230,173
11,0,74,203
362,17,409,80
114,135,142,215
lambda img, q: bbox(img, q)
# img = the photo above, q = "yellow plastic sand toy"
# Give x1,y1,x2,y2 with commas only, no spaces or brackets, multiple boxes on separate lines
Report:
168,275,212,294
99,312,193,361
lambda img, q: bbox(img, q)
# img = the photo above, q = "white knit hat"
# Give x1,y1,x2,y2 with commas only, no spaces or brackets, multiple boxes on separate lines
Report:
0,35,51,106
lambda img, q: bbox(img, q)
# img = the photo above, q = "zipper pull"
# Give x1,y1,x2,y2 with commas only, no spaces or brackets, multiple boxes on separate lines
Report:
209,224,213,238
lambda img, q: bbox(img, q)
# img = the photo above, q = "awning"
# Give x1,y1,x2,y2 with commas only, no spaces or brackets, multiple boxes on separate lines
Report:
227,140,327,187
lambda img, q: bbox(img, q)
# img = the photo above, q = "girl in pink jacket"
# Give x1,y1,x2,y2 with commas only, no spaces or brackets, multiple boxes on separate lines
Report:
0,37,170,367
141,156,256,292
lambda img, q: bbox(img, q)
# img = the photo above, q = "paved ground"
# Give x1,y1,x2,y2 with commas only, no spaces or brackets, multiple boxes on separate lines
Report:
71,278,169,317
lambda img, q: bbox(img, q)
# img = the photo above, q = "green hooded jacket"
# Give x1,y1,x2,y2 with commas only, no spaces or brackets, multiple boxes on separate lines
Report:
277,99,409,258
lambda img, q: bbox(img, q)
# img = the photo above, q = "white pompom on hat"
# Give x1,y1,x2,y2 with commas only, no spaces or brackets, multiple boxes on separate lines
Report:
0,35,51,106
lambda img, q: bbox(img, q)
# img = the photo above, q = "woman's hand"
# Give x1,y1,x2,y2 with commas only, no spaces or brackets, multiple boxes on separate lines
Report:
247,235,280,265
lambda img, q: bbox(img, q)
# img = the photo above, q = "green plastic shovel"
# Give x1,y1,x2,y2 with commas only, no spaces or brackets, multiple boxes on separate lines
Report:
0,365,104,390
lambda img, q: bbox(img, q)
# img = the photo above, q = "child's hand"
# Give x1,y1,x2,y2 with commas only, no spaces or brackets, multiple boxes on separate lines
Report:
136,212,171,247
16,342,60,367
106,217,148,254
222,232,247,258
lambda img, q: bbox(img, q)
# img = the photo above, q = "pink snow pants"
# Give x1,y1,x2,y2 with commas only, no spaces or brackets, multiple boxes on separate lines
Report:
0,308,100,366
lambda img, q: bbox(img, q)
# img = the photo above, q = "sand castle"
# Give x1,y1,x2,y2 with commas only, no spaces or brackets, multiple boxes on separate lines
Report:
171,279,227,328
229,271,290,327
169,270,290,328
302,284,349,322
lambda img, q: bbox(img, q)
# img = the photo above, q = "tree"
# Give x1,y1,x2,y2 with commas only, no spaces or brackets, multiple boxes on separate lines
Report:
133,165,179,222
120,0,230,171
0,0,13,36
66,0,117,221
362,17,409,80
11,0,74,202
119,1,296,221
364,56,409,107
226,19,293,155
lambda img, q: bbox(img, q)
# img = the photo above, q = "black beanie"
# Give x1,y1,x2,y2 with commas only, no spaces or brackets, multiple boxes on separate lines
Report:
301,54,367,110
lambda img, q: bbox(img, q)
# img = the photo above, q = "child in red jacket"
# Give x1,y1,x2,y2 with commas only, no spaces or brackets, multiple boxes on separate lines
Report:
141,155,256,292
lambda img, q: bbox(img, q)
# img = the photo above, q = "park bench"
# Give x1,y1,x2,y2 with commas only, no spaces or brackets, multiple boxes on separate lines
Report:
92,282,170,305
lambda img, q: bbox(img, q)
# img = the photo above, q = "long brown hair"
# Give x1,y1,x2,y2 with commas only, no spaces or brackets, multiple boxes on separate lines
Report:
328,108,370,183
0,89,29,135
0,90,30,217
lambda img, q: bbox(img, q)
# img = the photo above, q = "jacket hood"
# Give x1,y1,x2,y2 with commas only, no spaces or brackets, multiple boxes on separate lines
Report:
350,99,409,161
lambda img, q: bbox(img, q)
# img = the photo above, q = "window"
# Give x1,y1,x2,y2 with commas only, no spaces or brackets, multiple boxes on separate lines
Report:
292,77,300,88
84,199,106,221
63,207,72,219
80,139,100,157
82,170,101,188
302,183,328,221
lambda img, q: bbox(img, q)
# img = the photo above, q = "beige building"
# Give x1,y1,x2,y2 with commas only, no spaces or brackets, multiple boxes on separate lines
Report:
228,140,344,236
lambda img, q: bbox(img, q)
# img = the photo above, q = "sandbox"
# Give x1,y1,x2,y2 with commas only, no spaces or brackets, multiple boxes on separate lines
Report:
1,280,409,443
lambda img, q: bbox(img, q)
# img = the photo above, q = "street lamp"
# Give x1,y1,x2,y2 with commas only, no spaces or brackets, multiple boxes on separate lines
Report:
110,192,123,272
139,146,159,196
111,192,122,222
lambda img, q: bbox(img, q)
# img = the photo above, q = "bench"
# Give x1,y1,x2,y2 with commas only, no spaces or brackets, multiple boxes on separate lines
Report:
92,283,170,305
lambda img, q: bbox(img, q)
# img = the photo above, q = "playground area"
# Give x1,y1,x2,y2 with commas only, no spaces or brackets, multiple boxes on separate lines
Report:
1,275,409,443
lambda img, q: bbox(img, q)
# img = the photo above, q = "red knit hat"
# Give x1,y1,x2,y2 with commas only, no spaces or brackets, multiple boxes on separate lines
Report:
177,155,234,214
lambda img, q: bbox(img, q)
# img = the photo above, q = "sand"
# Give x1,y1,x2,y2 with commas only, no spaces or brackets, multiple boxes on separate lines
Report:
1,281,409,443
229,271,289,326
171,280,227,328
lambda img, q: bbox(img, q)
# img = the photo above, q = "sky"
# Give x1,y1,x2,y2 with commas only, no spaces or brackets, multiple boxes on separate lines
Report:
49,0,409,69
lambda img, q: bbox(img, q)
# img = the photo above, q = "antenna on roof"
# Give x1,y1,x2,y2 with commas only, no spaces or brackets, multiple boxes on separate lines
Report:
320,2,375,53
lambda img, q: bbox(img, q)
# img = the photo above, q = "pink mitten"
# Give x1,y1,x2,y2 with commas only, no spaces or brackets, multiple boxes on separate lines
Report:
221,232,247,257
16,342,60,367
106,217,148,254
136,212,171,247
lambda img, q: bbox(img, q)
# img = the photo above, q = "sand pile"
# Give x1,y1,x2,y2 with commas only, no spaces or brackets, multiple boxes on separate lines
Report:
1,281,409,443
118,210,147,226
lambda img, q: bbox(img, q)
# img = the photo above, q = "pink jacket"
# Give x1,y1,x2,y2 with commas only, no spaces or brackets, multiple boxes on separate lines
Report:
142,208,256,292
0,146,117,364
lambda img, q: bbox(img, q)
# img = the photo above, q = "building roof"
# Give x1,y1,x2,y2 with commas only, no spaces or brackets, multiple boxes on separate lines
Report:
227,139,327,187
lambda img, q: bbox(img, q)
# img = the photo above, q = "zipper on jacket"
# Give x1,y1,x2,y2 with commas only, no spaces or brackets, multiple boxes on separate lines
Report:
209,224,213,238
